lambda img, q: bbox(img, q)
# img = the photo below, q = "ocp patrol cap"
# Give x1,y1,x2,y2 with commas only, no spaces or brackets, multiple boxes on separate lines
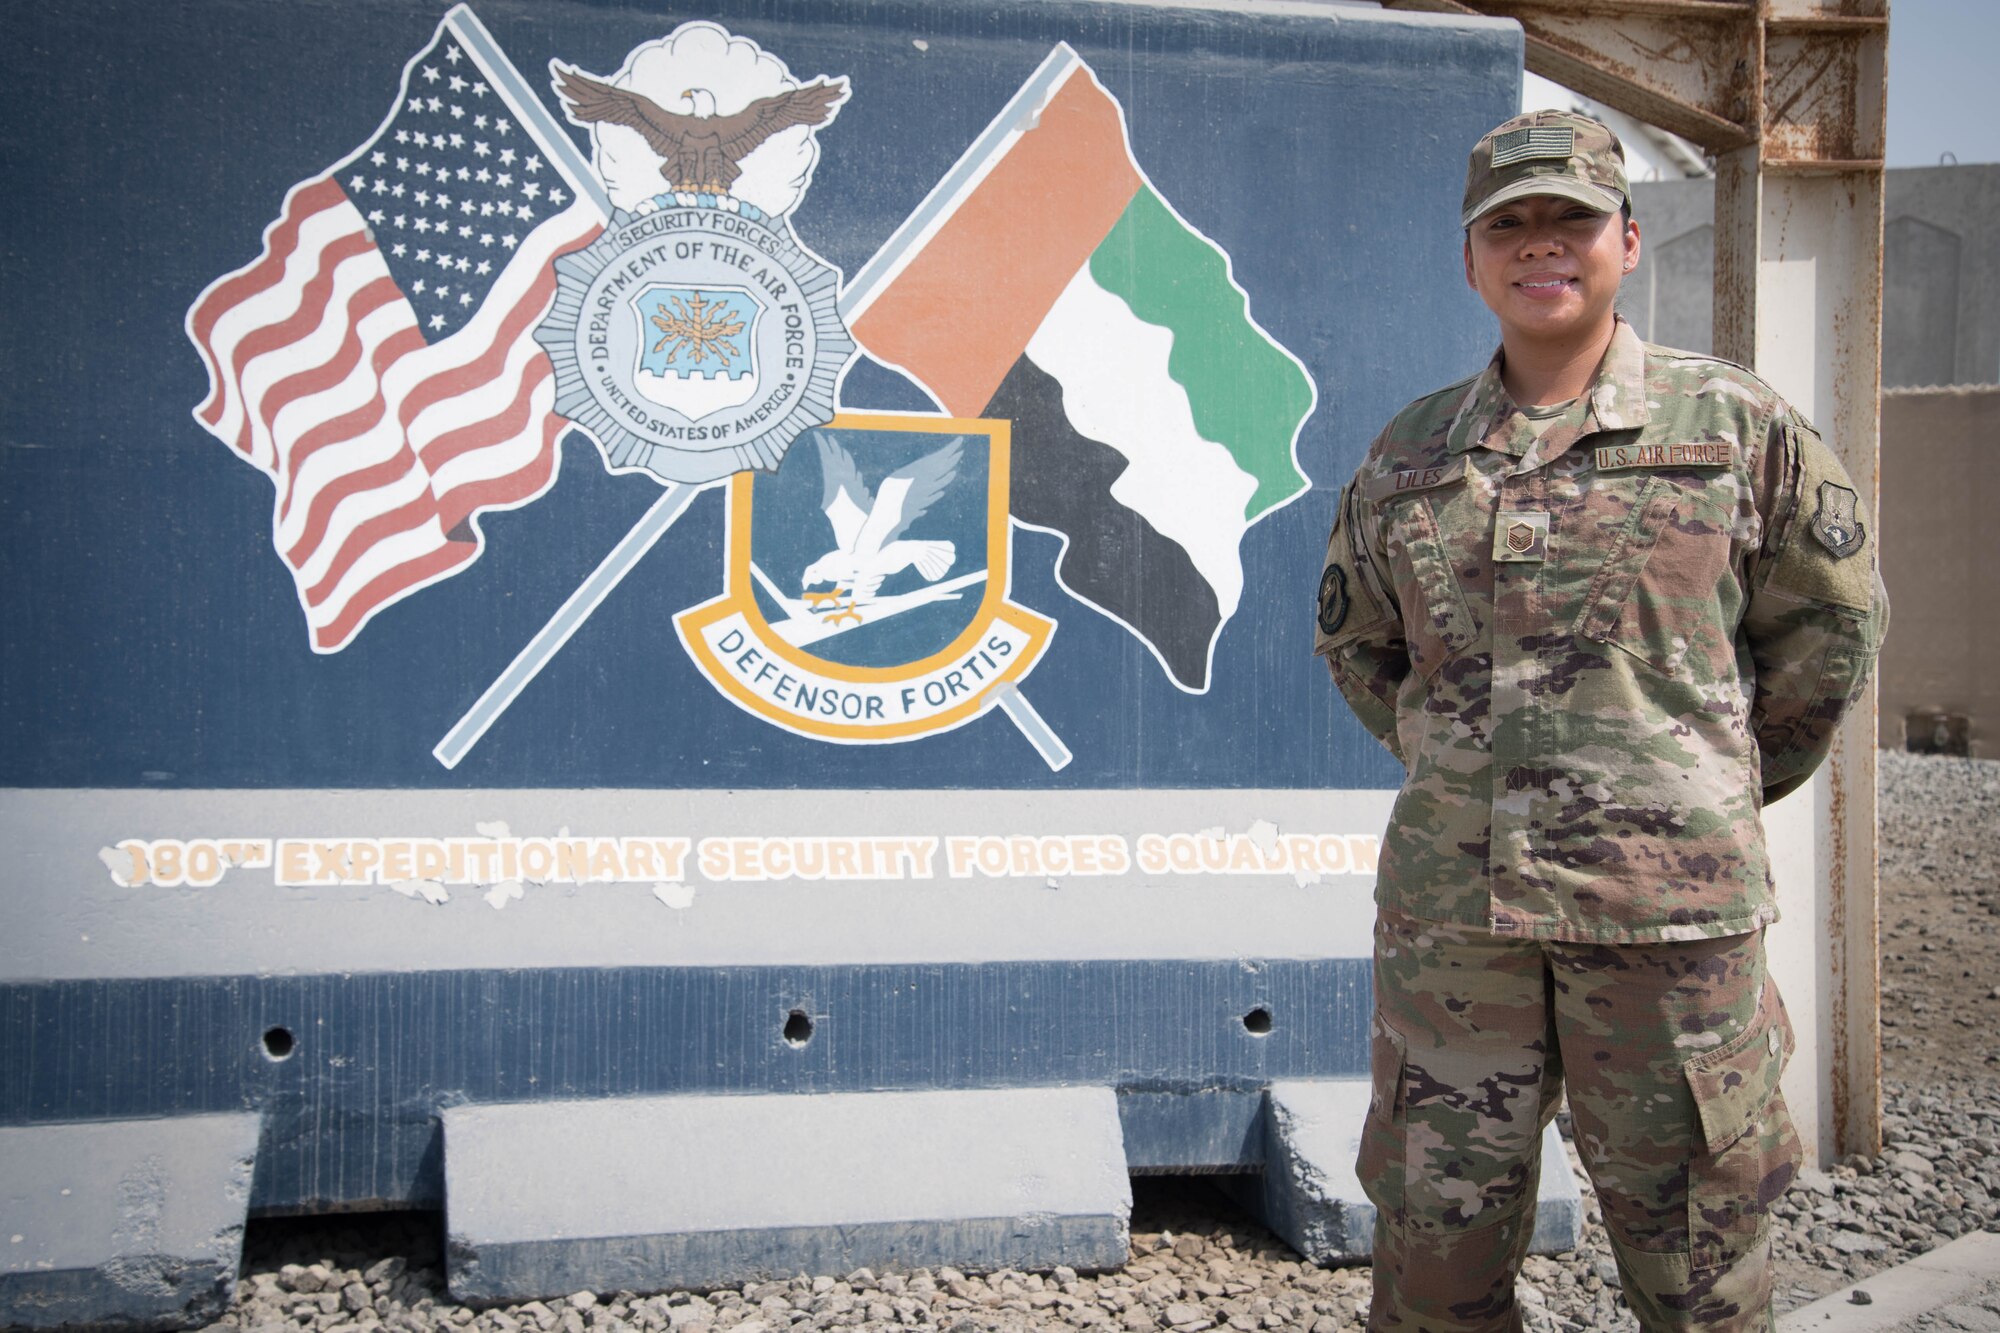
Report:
1461,110,1630,227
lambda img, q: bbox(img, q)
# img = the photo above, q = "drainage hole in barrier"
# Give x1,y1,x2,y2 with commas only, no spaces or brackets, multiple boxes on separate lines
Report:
261,1026,297,1061
783,1010,814,1047
1242,1007,1273,1036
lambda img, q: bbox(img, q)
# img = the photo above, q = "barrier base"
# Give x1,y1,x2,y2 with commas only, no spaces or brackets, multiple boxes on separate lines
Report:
0,1112,260,1331
442,1086,1131,1301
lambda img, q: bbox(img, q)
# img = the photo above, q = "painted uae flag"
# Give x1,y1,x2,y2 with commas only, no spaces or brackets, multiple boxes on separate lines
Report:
841,44,1316,693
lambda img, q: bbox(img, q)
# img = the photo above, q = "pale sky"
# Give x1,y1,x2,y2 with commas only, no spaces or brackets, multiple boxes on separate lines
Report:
1887,0,1998,167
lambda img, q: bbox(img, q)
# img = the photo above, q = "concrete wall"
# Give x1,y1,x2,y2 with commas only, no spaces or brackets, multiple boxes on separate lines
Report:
1,0,1521,1215
1876,387,2000,756
1627,165,2000,389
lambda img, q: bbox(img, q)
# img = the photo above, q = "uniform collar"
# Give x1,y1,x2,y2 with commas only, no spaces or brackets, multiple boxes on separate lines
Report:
1445,316,1652,459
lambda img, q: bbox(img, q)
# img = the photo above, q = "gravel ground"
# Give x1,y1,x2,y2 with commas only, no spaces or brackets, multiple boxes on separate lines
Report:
205,752,2000,1333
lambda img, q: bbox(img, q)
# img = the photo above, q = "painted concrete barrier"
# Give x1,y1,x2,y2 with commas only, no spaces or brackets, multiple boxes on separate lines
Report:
0,0,1522,1320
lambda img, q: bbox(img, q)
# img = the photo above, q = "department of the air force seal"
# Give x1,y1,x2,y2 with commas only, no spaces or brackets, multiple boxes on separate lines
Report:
675,413,1057,743
534,22,855,485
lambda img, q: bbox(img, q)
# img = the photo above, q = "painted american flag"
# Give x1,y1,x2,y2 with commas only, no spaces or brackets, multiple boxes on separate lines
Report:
186,7,605,652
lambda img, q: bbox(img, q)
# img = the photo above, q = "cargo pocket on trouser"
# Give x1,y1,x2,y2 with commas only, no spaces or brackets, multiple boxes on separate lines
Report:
1683,977,1804,1276
1356,1012,1408,1222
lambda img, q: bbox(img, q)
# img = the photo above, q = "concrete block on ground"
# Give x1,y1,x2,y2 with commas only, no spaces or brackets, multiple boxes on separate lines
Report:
443,1086,1131,1302
1252,1080,1580,1264
1777,1230,2000,1332
0,1112,262,1331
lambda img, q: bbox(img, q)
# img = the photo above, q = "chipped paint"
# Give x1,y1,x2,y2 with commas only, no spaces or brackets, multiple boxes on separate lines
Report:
98,845,139,887
482,879,524,911
101,839,272,888
389,879,450,905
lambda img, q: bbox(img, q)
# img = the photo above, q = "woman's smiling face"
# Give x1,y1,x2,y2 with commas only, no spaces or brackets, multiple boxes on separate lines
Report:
1462,194,1641,352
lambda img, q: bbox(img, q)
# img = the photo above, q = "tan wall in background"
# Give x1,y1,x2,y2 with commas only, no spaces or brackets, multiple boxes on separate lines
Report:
1877,386,2000,755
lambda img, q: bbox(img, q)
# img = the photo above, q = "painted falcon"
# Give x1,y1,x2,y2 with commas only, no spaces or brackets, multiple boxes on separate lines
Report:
801,433,964,605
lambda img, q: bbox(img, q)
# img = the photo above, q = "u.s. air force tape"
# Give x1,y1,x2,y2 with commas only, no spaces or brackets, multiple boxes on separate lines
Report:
1594,442,1734,471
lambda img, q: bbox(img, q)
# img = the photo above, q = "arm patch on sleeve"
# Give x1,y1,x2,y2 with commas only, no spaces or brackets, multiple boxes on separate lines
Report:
1765,422,1876,613
1313,482,1395,655
1318,563,1350,636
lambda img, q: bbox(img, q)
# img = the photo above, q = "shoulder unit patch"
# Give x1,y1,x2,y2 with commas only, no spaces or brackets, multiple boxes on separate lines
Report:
1317,564,1350,637
1810,481,1865,559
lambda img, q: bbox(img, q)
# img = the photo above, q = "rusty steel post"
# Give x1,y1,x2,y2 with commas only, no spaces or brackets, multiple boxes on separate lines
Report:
1385,0,1890,1162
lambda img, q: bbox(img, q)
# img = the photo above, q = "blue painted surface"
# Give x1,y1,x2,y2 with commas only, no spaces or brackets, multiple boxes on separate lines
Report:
0,958,1369,1210
0,0,1517,1246
1118,1088,1270,1176
0,0,1518,791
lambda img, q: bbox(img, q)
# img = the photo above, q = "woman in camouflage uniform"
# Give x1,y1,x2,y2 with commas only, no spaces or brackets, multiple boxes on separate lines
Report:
1315,111,1888,1331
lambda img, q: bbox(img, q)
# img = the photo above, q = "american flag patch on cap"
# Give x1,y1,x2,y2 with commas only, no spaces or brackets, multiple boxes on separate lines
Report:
1491,126,1576,167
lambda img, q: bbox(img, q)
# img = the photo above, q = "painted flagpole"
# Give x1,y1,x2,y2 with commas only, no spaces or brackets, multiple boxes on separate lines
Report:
432,1,708,771
433,483,699,769
432,17,1070,769
992,685,1072,772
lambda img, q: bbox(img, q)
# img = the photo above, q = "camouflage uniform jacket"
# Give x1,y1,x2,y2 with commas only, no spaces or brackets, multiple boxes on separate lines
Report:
1315,319,1888,943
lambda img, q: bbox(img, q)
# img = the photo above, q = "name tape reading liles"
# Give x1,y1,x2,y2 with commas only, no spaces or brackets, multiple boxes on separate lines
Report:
103,831,1381,889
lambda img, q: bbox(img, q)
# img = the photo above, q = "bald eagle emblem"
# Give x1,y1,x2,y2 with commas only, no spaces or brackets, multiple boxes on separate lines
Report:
550,65,848,199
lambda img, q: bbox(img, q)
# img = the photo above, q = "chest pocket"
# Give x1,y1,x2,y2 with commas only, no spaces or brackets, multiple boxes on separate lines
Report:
1381,488,1480,681
1575,473,1737,677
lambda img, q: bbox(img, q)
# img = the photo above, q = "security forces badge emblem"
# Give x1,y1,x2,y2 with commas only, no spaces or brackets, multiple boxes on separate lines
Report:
535,22,855,484
675,414,1057,743
1811,481,1866,559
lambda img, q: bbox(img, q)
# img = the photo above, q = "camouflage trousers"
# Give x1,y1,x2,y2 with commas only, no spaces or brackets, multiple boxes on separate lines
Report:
1359,910,1802,1332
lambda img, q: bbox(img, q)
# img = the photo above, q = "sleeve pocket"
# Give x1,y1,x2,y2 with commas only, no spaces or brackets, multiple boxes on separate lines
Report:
1763,424,1876,614
1314,483,1395,656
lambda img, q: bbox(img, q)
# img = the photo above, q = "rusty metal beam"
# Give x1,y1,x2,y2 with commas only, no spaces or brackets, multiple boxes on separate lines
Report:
1384,0,1886,165
1386,0,1757,147
1384,0,1891,1164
